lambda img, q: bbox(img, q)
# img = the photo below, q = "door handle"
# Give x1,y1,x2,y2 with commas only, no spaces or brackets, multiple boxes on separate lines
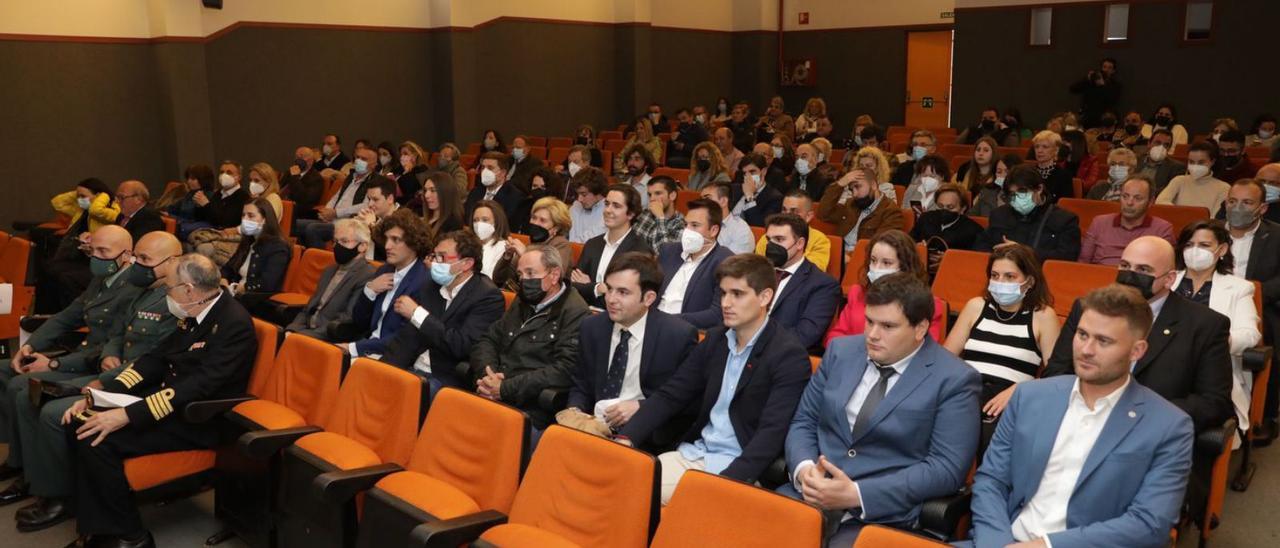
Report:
905,90,912,103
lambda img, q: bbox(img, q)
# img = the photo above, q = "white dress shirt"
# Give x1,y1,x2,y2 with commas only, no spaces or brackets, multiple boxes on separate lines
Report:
1011,377,1131,544
626,173,652,207
718,213,755,254
480,239,508,278
483,182,505,201
569,201,606,243
350,261,413,356
1231,222,1258,276
411,274,472,374
594,228,633,294
607,312,647,403
769,259,803,313
658,250,710,314
330,172,371,218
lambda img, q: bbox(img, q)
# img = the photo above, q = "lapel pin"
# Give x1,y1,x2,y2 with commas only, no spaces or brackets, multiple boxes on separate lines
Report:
1162,329,1170,335
1128,411,1136,418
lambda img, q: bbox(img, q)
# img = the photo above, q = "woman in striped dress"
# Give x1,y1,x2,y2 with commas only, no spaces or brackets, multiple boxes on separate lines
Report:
944,244,1060,418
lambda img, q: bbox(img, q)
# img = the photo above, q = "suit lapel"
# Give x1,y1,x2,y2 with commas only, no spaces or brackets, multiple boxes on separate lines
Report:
774,261,809,310
1247,224,1272,280
849,342,936,446
1020,380,1073,507
1133,296,1179,376
833,347,870,445
732,323,771,396
1074,383,1145,491
685,246,720,299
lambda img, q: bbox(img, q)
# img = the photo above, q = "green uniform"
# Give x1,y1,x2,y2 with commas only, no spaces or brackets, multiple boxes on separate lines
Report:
18,284,177,498
0,268,137,468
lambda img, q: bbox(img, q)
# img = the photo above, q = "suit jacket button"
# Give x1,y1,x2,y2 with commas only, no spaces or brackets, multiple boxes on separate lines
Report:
847,449,857,458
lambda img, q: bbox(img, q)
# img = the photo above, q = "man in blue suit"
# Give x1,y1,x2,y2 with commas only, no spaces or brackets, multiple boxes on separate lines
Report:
347,210,430,357
562,252,699,450
759,213,840,350
969,284,1194,548
780,273,981,544
656,198,735,329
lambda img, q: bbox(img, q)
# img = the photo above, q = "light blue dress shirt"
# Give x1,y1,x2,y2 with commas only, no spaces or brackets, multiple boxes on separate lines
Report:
678,319,769,473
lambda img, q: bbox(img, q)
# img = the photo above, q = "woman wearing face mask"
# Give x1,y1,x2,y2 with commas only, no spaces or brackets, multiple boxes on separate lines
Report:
1140,103,1189,146
570,124,604,168
944,244,1059,418
824,230,945,345
970,154,1022,218
976,164,1082,262
687,142,731,190
391,141,431,207
1246,114,1278,149
1171,220,1261,442
1085,148,1139,201
911,184,984,275
376,141,402,178
50,177,120,238
510,166,565,234
470,200,511,279
901,155,951,214
492,197,572,292
478,129,507,155
37,178,121,311
767,133,797,182
220,198,290,314
711,96,731,126
246,162,284,220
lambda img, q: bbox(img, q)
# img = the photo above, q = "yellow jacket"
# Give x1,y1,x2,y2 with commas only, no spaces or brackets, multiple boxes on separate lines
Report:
753,225,832,273
51,190,120,232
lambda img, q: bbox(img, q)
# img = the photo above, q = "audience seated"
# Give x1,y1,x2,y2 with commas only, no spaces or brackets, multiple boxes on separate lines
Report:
1214,130,1258,184
971,153,1021,218
479,128,507,155
633,175,686,252
381,229,505,394
163,166,212,228
285,219,377,338
469,244,589,437
700,181,754,254
617,142,656,208
944,244,1061,414
783,273,980,544
850,145,897,201
494,196,574,292
656,198,734,329
1028,131,1075,202
559,252,699,450
244,163,284,220
688,142,731,191
726,100,755,153
1141,103,1190,146
901,155,952,214
667,109,709,169
756,95,796,143
220,198,291,314
793,97,828,143
352,177,400,260
389,140,430,205
374,140,401,179
195,161,251,231
316,133,349,171
827,230,945,344
505,135,546,194
753,192,832,272
1249,164,1280,224
1085,148,1139,201
617,118,664,178
431,142,469,196
955,136,999,199
712,127,744,178
969,285,1193,548
36,178,121,312
976,164,1082,262
571,184,652,308
279,146,324,221
111,180,165,244
1156,141,1229,217
556,145,593,200
819,167,906,253
296,147,388,248
1135,128,1187,196
758,213,841,350
465,152,524,228
619,254,811,504
567,167,607,244
422,171,466,240
469,199,510,279
912,183,984,273
1079,175,1175,265
789,143,833,202
891,130,937,186
731,153,784,227
510,166,564,234
766,134,797,184
344,209,430,358
957,107,1020,146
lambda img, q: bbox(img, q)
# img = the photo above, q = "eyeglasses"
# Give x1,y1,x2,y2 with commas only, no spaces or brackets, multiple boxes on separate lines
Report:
429,253,459,263
115,193,139,201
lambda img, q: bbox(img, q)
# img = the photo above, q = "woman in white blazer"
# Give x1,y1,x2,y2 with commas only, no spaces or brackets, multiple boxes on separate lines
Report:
1173,220,1262,444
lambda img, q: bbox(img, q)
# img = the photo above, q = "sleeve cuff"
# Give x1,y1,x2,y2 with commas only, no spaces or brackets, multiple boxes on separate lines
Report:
411,307,428,328
348,343,359,356
363,286,378,300
792,460,814,493
853,481,866,519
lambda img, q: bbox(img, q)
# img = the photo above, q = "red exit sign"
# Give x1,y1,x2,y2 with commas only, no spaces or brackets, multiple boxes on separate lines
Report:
798,12,809,25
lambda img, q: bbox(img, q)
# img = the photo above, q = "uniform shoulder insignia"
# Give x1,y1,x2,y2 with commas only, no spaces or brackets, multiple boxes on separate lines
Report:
144,388,176,421
117,366,144,389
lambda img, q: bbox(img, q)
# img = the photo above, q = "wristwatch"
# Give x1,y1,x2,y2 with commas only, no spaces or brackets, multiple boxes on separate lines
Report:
49,359,60,371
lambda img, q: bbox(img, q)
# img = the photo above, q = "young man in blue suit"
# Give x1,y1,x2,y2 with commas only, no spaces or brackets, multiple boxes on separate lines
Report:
347,210,430,358
619,254,811,504
656,198,735,329
969,284,1194,548
759,213,840,350
561,252,699,450
780,273,981,545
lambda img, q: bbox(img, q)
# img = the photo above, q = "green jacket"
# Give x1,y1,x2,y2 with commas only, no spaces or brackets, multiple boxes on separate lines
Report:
101,285,179,367
27,269,140,374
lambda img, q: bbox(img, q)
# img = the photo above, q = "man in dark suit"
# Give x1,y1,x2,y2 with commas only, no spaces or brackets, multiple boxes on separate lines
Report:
317,133,349,172
789,144,833,203
732,153,783,227
61,254,257,548
464,152,525,222
656,198,734,329
570,184,653,308
666,109,709,169
619,254,812,505
975,164,1082,262
381,230,506,394
297,148,391,248
759,213,841,351
346,211,430,358
281,146,325,221
113,181,165,242
781,274,981,544
561,252,699,450
505,135,546,195
194,161,251,229
1135,129,1187,195
285,219,377,339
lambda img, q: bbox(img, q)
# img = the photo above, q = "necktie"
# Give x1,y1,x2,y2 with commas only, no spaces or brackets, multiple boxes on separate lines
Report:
601,329,631,399
851,362,897,441
775,270,791,283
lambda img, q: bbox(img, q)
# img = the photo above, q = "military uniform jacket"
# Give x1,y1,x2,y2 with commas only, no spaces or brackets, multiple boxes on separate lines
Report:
27,269,141,374
100,285,179,367
102,290,257,431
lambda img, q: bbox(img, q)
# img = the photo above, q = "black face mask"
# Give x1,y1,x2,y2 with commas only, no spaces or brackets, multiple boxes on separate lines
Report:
1004,117,1019,128
333,242,362,265
528,224,551,243
852,194,875,210
1154,115,1172,127
765,241,790,268
1124,124,1140,135
1221,154,1241,168
576,136,590,145
939,210,961,225
980,120,996,132
127,262,157,288
1116,269,1158,300
530,188,548,200
518,277,547,305
1100,116,1117,129
695,159,711,172
294,158,308,171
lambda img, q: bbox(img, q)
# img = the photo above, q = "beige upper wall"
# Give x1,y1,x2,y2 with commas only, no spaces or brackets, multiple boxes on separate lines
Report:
781,0,954,30
955,0,1112,8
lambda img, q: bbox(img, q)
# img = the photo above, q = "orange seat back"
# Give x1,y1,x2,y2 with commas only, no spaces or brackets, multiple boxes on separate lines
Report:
161,215,177,234
465,143,481,156
0,236,35,339
971,215,989,228
528,145,547,160
247,318,282,397
939,143,973,158
548,147,570,167
674,190,700,214
1042,260,1118,321
257,334,345,424
502,290,516,310
854,525,949,547
525,136,546,147
407,388,528,513
932,249,991,312
278,245,306,293
1148,203,1210,237
808,355,821,374
598,130,623,142
654,167,691,187
290,248,335,296
1057,198,1119,233
604,139,627,154
570,242,584,265
280,200,295,238
652,470,823,548
506,426,657,547
824,232,842,280
547,137,573,149
321,358,423,467
750,225,765,243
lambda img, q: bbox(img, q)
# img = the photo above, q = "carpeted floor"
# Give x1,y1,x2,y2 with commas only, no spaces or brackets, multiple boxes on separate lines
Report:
0,443,1277,546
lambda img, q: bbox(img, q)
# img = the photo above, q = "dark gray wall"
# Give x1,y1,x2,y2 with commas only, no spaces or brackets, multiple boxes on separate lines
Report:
952,0,1280,133
779,27,911,136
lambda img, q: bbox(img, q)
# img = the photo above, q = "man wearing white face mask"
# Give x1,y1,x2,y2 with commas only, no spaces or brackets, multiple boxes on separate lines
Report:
1156,141,1230,216
656,199,734,329
789,144,832,202
465,152,526,224
1086,148,1139,201
193,161,250,229
297,147,389,248
891,130,937,186
317,133,348,171
1137,129,1188,195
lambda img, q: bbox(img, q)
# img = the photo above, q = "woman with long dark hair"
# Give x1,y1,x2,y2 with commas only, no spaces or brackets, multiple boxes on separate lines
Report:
222,197,291,313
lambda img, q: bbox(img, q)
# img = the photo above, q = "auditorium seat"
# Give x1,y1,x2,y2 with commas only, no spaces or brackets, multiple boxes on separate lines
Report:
1234,280,1273,492
1245,146,1270,160
653,167,690,186
750,225,765,244
570,241,583,265
1148,203,1210,236
932,249,991,316
996,146,1029,159
604,139,627,154
971,215,989,228
269,247,334,311
1057,198,1116,232
246,318,284,397
824,232,843,280
525,136,546,147
675,189,700,213
501,290,515,310
0,235,35,340
528,145,547,160
1041,260,1117,321
276,358,426,548
356,388,529,547
599,130,623,142
949,155,969,174
161,215,177,234
280,200,295,238
547,137,573,149
460,153,476,169
465,143,481,156
472,426,658,548
830,148,847,166
854,524,949,547
547,147,569,167
809,218,837,238
809,355,821,374
940,143,973,158
510,233,530,246
650,470,823,548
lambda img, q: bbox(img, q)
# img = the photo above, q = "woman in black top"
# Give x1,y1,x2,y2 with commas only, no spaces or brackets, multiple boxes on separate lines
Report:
222,197,291,314
393,140,431,206
422,172,465,248
375,141,403,179
912,183,984,278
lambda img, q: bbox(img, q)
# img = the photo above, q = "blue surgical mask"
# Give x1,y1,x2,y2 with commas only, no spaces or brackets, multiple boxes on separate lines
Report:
512,147,526,162
353,158,369,175
994,176,1006,188
1265,184,1280,204
430,261,457,286
911,146,928,161
795,158,811,175
988,280,1025,306
1010,191,1036,215
1108,165,1129,182
239,219,262,236
77,196,92,210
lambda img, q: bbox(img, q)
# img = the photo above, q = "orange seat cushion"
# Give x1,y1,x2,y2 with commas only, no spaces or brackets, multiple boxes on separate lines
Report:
375,471,481,519
233,399,307,430
269,292,310,307
479,523,582,548
294,431,381,470
124,450,216,491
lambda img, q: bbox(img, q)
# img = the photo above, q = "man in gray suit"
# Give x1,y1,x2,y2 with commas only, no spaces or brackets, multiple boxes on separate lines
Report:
779,273,981,544
285,219,376,339
1135,128,1187,195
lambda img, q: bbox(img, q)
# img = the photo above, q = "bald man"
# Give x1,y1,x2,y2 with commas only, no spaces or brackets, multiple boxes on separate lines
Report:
0,226,139,503
9,232,184,530
113,180,166,243
281,145,325,220
713,127,743,177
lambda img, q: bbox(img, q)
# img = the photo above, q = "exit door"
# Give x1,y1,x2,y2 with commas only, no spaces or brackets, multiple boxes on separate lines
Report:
904,30,953,128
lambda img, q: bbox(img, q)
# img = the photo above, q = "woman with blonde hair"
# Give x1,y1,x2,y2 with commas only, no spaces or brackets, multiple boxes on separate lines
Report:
615,116,663,175
394,140,431,205
688,141,730,190
492,196,573,291
795,97,828,137
246,162,283,219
